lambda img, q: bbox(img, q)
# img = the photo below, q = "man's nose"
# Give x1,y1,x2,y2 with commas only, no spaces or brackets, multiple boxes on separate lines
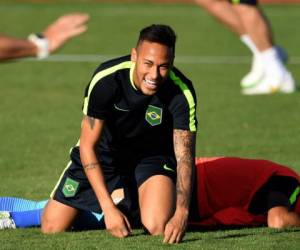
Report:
149,66,159,79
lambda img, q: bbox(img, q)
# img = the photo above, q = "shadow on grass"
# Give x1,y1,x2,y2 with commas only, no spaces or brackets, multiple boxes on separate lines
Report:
181,226,300,243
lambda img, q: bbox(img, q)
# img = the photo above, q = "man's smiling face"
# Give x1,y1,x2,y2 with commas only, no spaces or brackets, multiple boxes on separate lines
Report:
131,40,174,96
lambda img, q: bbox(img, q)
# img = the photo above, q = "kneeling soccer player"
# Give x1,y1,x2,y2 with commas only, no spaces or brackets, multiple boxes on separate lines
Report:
41,23,197,245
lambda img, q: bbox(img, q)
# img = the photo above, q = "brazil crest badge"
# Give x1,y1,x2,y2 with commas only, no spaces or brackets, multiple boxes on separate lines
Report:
145,105,162,126
62,177,79,197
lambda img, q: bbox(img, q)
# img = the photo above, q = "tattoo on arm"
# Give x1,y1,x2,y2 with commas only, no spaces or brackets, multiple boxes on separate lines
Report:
173,129,196,210
85,115,96,130
83,162,99,170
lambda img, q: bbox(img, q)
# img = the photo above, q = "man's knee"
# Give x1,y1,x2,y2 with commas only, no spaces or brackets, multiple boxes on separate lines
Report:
41,216,65,234
233,3,259,20
142,217,166,235
138,175,175,235
41,199,77,234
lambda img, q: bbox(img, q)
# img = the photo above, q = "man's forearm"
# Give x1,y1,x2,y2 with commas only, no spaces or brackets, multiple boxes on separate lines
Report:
79,115,115,212
81,150,115,212
162,129,195,243
173,129,196,213
175,162,194,213
0,36,37,61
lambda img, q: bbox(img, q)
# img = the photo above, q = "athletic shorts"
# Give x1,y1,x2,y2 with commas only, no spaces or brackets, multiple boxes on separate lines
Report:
229,0,257,6
249,175,300,214
51,147,177,215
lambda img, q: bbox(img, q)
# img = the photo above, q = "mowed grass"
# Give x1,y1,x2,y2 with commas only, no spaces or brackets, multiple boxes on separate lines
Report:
0,2,300,249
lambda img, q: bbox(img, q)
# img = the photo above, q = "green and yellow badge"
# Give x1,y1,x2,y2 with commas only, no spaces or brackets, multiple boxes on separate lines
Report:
145,105,162,126
62,177,79,197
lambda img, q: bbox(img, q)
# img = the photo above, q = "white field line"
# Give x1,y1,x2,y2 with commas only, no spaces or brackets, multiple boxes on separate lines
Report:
21,54,300,64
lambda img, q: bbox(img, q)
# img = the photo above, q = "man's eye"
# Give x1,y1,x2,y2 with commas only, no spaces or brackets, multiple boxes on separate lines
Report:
160,65,169,70
144,62,152,66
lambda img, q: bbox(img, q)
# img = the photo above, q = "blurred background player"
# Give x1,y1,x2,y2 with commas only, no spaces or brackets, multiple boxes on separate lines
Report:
0,13,89,61
193,0,296,95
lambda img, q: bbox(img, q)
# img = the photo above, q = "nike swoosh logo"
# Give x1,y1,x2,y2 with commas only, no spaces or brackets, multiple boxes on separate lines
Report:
163,164,175,172
114,104,130,112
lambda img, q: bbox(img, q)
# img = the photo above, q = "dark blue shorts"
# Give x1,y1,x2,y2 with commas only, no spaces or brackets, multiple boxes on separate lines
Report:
249,175,299,214
51,147,176,214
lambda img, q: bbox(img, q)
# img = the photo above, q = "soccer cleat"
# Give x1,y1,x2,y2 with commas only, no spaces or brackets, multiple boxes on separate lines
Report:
242,80,278,95
241,46,289,89
279,71,296,93
240,56,264,89
242,70,296,95
275,46,289,64
0,211,16,230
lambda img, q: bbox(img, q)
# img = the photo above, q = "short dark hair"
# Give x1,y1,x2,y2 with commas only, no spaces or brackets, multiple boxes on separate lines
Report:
137,24,177,54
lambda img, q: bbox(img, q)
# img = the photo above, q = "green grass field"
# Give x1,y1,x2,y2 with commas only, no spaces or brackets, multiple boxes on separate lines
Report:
0,2,300,249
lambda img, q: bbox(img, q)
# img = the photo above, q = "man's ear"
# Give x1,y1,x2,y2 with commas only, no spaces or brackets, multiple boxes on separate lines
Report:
131,48,137,62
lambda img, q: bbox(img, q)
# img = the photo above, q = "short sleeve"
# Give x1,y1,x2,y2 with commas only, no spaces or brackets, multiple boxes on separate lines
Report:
168,70,197,132
82,77,115,120
169,94,197,132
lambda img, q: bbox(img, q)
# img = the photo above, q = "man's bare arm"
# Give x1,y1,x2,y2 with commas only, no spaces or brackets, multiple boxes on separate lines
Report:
80,115,113,209
173,129,196,212
0,13,89,61
80,115,131,238
0,36,37,61
163,129,196,244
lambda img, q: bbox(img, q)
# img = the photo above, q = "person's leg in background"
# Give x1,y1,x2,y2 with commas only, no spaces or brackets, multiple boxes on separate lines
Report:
194,0,295,94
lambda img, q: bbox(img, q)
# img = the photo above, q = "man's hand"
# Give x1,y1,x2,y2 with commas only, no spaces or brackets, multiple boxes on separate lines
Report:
163,209,188,244
104,206,132,238
43,13,89,53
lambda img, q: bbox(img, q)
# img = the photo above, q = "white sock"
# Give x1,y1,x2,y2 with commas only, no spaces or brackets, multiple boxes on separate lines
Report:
240,34,259,56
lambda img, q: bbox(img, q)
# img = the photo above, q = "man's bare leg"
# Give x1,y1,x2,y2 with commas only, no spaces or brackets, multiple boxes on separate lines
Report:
41,199,78,233
233,4,273,51
194,0,273,51
138,175,175,235
232,4,284,91
268,206,300,228
194,0,295,93
194,0,265,87
194,0,246,35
